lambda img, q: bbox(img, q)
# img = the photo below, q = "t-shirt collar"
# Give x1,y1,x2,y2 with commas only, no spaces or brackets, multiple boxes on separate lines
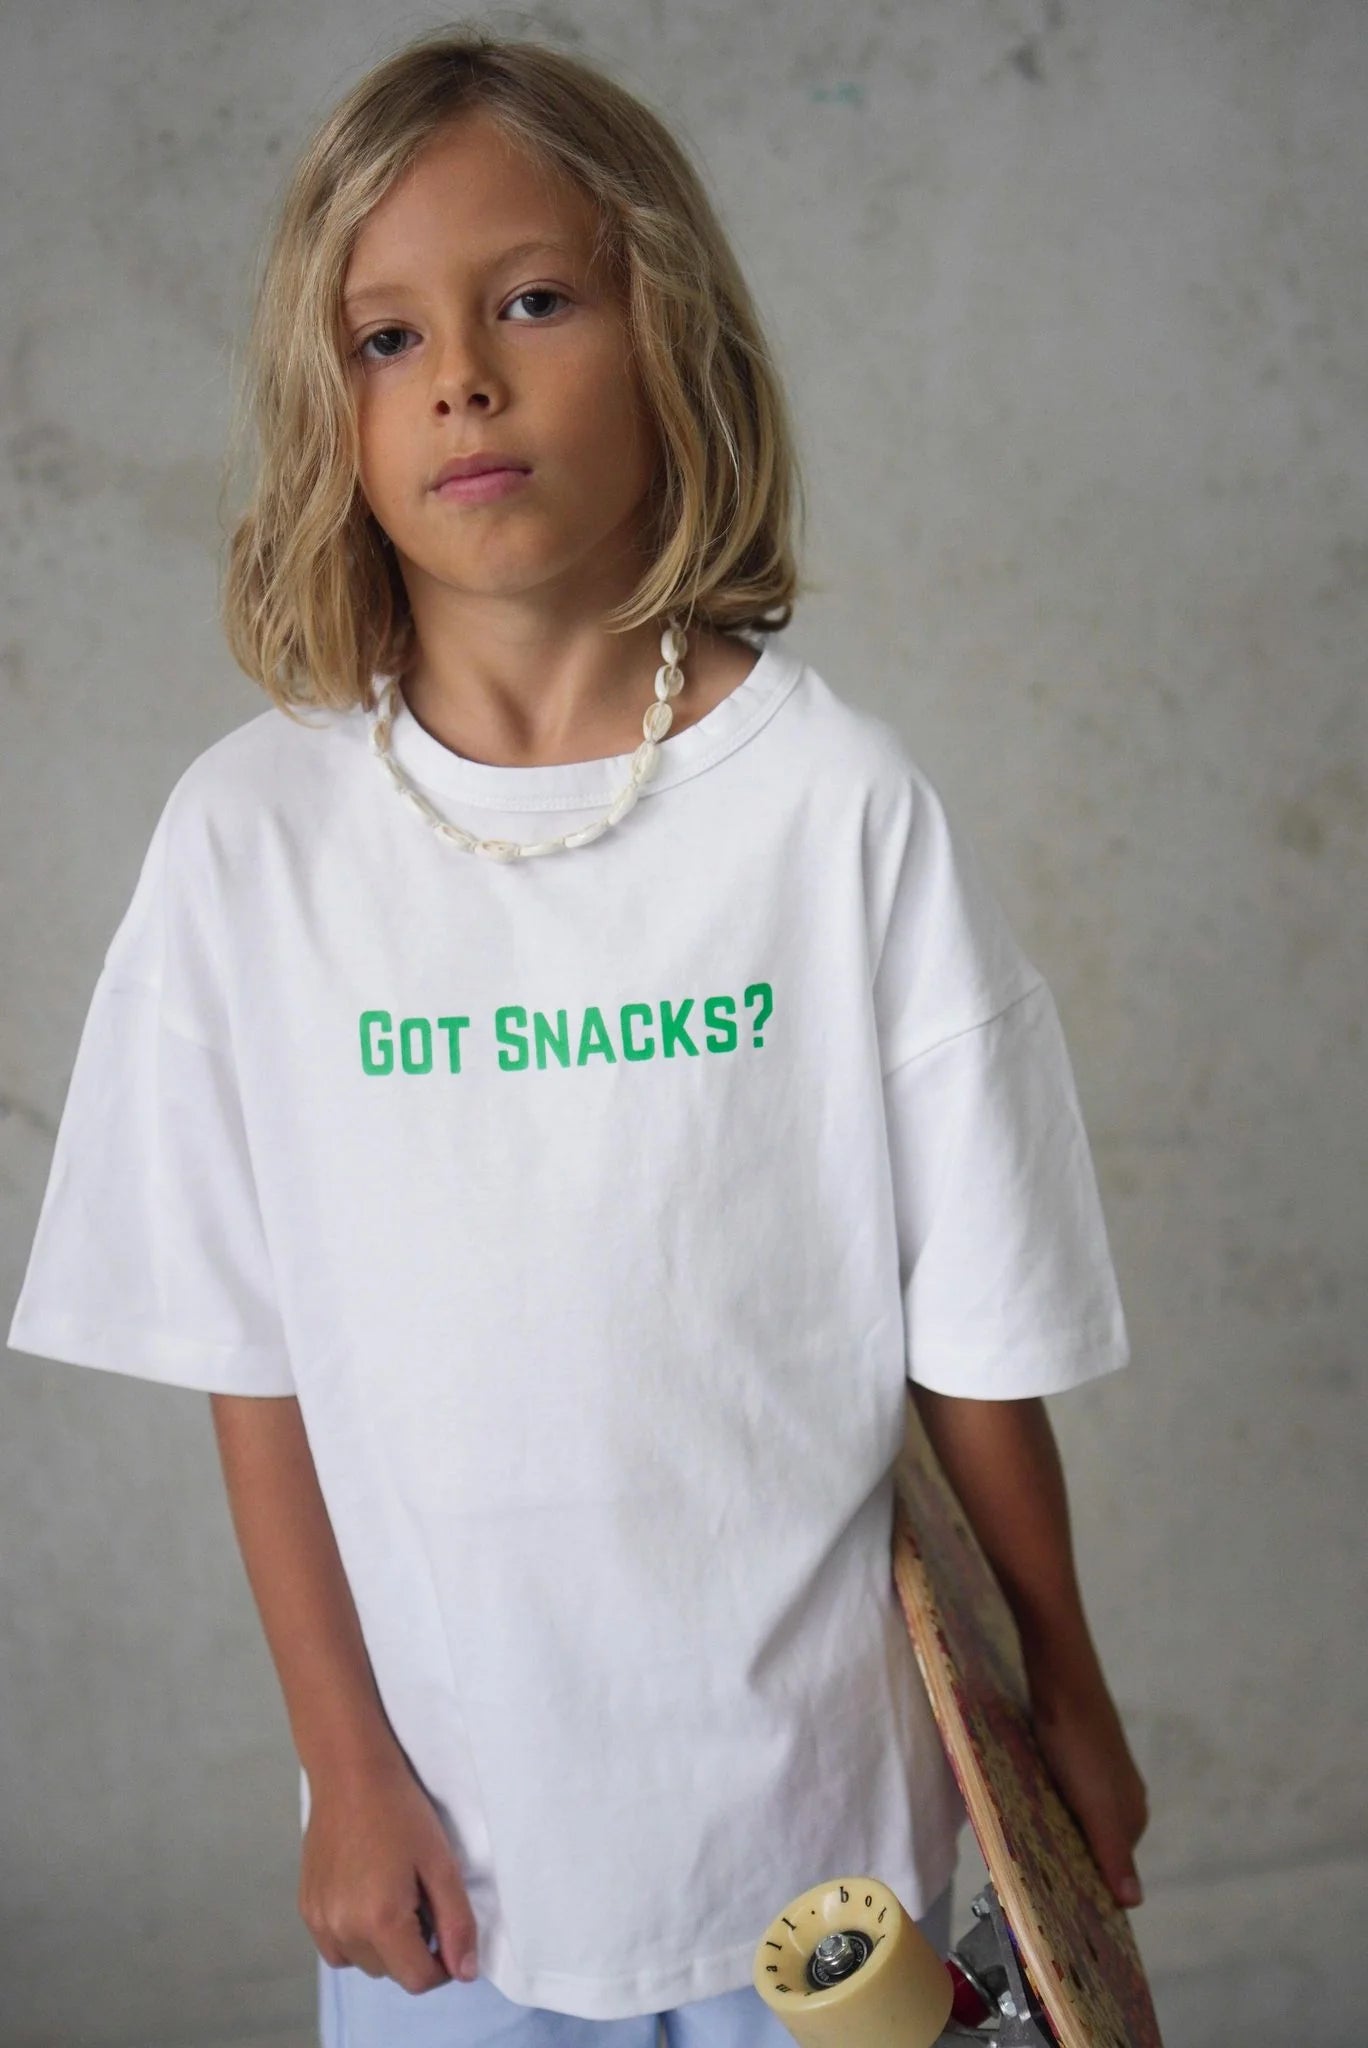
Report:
373,635,801,813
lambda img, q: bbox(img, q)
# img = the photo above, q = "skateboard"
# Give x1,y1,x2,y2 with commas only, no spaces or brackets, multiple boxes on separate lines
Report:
753,1390,1165,2047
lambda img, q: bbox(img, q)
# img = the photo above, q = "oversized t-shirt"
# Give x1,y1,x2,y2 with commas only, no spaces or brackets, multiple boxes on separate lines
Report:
7,635,1131,2018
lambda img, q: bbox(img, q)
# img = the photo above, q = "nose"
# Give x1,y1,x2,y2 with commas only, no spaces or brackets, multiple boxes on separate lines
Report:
428,323,505,416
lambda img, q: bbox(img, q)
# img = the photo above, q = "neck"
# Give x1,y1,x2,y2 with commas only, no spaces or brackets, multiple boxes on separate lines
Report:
399,621,755,771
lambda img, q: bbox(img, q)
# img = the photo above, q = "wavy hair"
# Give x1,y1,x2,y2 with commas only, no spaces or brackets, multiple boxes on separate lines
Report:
218,22,808,715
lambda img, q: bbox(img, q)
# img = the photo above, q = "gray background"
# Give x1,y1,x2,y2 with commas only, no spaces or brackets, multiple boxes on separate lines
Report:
3,3,1365,2044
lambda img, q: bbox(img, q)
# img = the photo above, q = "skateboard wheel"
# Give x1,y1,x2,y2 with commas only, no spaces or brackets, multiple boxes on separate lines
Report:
752,1876,953,2048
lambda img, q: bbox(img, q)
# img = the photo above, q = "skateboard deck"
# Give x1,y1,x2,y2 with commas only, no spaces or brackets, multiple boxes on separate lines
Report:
753,1392,1164,2046
888,1390,1164,2047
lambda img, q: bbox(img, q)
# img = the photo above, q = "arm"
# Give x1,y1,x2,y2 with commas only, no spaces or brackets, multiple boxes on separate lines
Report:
909,1388,1099,1691
909,1386,1149,1906
208,1392,402,1781
209,1394,481,1988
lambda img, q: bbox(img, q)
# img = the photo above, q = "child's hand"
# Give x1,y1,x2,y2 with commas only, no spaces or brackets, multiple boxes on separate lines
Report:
1027,1670,1150,1912
298,1746,480,1993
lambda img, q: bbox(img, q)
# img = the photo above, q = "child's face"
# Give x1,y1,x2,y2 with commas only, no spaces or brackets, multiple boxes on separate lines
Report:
342,110,659,613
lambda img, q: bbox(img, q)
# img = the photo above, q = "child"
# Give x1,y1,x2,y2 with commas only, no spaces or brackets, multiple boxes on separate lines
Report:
6,27,1147,2047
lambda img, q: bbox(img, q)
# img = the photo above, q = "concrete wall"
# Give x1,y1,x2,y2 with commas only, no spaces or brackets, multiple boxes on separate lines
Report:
3,3,1364,2042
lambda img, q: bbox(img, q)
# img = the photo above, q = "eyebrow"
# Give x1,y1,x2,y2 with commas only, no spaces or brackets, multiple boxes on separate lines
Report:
343,239,582,311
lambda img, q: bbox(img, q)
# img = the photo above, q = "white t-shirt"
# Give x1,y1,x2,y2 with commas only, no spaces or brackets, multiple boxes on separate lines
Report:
7,636,1131,2019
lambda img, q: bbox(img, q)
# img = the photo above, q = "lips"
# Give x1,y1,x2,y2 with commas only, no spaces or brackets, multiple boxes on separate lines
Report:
431,453,531,488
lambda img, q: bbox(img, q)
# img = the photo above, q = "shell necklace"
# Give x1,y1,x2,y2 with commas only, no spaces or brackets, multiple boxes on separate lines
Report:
369,615,688,862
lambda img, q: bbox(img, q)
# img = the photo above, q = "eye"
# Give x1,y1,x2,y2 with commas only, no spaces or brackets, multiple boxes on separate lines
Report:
353,326,414,366
351,289,571,365
502,287,570,322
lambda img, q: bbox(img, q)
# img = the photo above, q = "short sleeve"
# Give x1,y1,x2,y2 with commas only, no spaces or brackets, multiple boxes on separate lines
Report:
884,978,1131,1399
871,759,1045,1077
6,786,296,1395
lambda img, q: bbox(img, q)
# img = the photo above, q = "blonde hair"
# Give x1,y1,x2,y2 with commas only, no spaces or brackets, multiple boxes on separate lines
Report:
219,22,809,716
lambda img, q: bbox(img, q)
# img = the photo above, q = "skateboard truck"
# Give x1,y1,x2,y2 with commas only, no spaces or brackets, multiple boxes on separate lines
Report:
938,1883,1060,2044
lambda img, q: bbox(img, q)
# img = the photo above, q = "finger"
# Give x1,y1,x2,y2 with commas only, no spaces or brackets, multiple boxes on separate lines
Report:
1076,1805,1144,1910
343,1938,389,1979
380,1917,454,1995
304,1913,350,1971
415,1890,458,1981
1094,1835,1144,1909
416,1891,444,1962
421,1866,480,1982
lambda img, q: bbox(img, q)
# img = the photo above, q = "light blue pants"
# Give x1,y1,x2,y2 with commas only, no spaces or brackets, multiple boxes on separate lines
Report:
319,1882,954,2047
